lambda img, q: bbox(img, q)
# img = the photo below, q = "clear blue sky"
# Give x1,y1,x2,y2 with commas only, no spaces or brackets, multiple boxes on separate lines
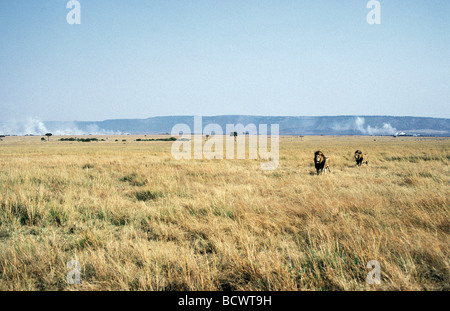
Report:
0,0,449,121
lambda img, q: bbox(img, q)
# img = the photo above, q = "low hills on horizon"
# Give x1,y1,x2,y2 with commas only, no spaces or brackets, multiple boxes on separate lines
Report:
1,115,449,136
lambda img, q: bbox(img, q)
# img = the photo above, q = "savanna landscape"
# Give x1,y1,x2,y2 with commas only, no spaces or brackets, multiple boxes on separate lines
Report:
0,135,448,291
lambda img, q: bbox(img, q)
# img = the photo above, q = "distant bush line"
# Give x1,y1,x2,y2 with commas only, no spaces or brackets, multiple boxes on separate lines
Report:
59,138,103,142
59,137,178,142
136,137,177,142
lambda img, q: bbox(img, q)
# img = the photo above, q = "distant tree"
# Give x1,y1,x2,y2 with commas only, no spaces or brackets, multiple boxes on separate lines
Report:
45,133,53,141
231,131,238,141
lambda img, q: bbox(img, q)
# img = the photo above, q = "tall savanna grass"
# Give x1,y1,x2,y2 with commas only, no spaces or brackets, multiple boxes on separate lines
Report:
0,135,448,290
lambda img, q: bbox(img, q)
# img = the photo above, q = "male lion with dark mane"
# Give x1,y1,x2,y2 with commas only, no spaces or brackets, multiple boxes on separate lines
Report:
354,150,368,167
314,151,330,175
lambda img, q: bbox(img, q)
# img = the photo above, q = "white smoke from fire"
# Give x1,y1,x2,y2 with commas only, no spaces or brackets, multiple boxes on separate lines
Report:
0,117,48,135
0,117,120,136
354,117,397,135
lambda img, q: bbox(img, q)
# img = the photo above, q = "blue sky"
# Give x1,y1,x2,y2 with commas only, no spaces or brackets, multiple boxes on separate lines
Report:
0,0,449,121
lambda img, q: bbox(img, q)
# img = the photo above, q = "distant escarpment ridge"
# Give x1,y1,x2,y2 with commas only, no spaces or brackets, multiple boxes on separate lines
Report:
1,116,449,136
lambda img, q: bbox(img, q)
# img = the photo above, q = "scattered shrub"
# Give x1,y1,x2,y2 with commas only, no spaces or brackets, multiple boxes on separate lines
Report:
134,190,165,201
82,164,94,169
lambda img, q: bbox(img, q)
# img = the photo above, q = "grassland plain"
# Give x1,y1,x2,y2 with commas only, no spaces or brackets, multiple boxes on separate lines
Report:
0,135,448,291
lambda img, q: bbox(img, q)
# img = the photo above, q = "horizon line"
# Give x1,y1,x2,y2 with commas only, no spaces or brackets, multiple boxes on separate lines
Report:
37,114,450,123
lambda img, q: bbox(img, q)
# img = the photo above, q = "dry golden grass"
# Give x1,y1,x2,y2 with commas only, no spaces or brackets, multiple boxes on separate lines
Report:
0,135,448,291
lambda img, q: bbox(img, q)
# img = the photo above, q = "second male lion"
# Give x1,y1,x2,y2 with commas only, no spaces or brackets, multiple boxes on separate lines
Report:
314,151,331,175
354,150,368,166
